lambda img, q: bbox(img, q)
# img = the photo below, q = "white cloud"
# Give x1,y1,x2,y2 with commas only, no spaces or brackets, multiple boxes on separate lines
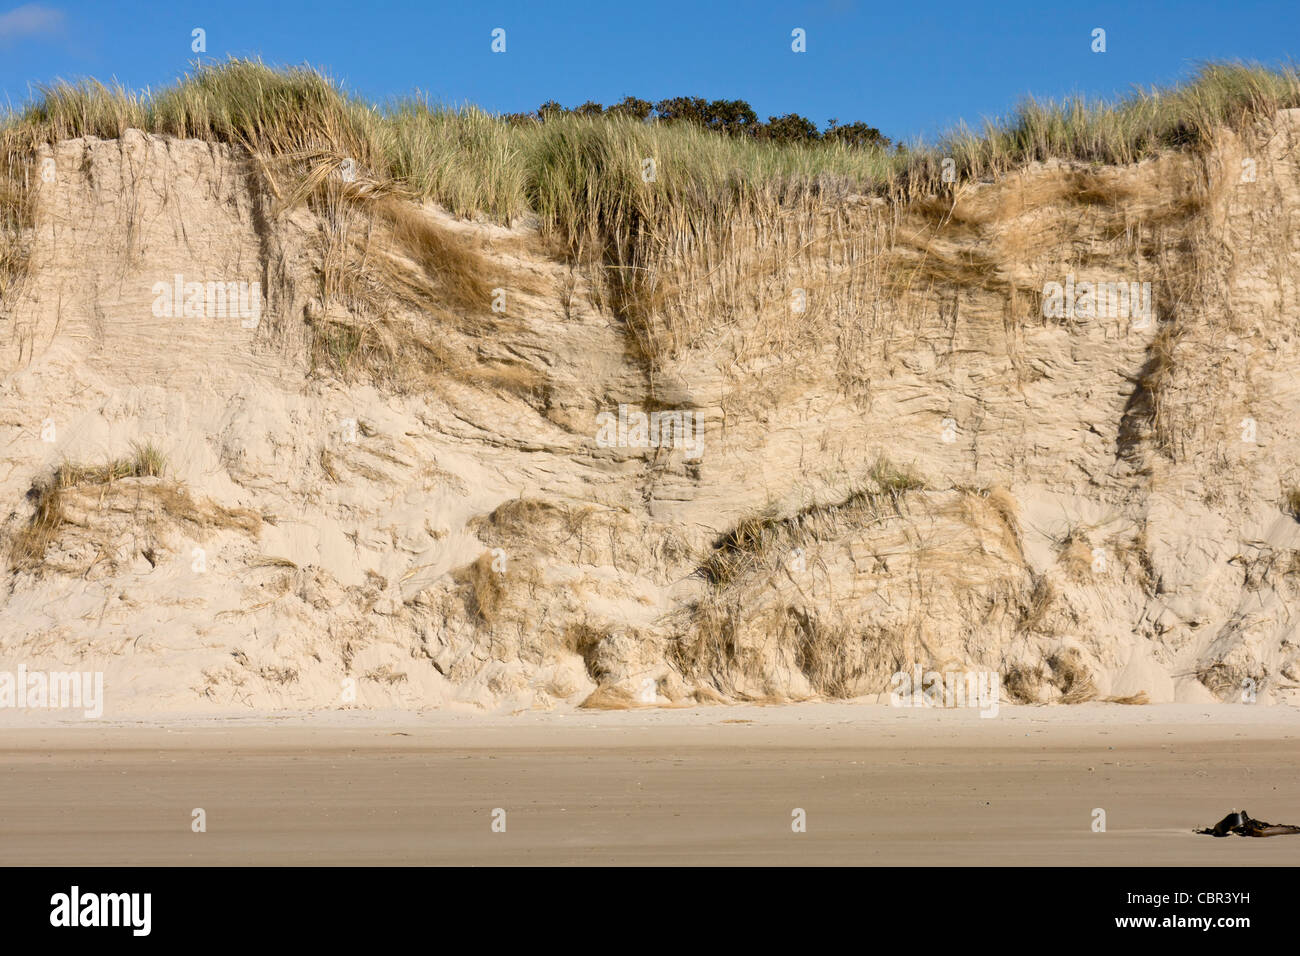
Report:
0,4,65,43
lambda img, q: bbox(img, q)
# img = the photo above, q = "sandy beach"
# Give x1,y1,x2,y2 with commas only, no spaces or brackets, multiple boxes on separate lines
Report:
2,703,1297,866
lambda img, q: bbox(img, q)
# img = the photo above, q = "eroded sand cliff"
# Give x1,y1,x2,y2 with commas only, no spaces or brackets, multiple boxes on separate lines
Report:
3,111,1300,714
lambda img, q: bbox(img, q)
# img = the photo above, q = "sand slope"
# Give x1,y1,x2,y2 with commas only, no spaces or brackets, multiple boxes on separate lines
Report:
3,114,1300,715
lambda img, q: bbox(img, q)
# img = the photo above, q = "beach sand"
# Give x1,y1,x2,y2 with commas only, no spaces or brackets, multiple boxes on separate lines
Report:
2,703,1298,865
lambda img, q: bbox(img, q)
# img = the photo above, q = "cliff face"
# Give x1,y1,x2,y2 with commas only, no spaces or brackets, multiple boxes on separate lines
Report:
3,113,1299,715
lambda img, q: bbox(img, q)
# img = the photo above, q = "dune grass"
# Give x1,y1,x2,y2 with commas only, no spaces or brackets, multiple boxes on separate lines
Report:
4,58,1295,218
3,58,1298,357
697,457,926,590
9,442,167,570
1284,487,1300,521
55,441,168,486
7,442,268,573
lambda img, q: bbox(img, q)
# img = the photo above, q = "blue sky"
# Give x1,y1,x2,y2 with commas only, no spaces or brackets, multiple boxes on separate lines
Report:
0,0,1297,142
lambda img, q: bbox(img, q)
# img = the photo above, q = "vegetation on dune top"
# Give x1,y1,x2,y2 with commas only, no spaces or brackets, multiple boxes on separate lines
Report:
2,58,1298,218
3,57,1299,345
519,94,893,149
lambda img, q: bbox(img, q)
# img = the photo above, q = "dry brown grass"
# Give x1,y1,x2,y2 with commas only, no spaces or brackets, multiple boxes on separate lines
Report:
673,594,912,701
9,443,168,570
362,664,408,685
1284,488,1300,521
1057,532,1096,582
696,458,925,589
1048,648,1099,704
472,497,558,541
955,486,1025,562
0,144,34,306
670,465,1047,700
984,487,1023,558
301,202,550,397
377,198,491,310
467,496,688,578
1018,576,1057,634
1003,663,1045,703
259,665,299,685
1196,662,1244,700
1120,322,1181,459
318,448,342,483
1104,691,1150,705
10,479,67,572
8,446,260,574
788,612,905,699
578,684,642,710
452,551,511,626
560,621,607,680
